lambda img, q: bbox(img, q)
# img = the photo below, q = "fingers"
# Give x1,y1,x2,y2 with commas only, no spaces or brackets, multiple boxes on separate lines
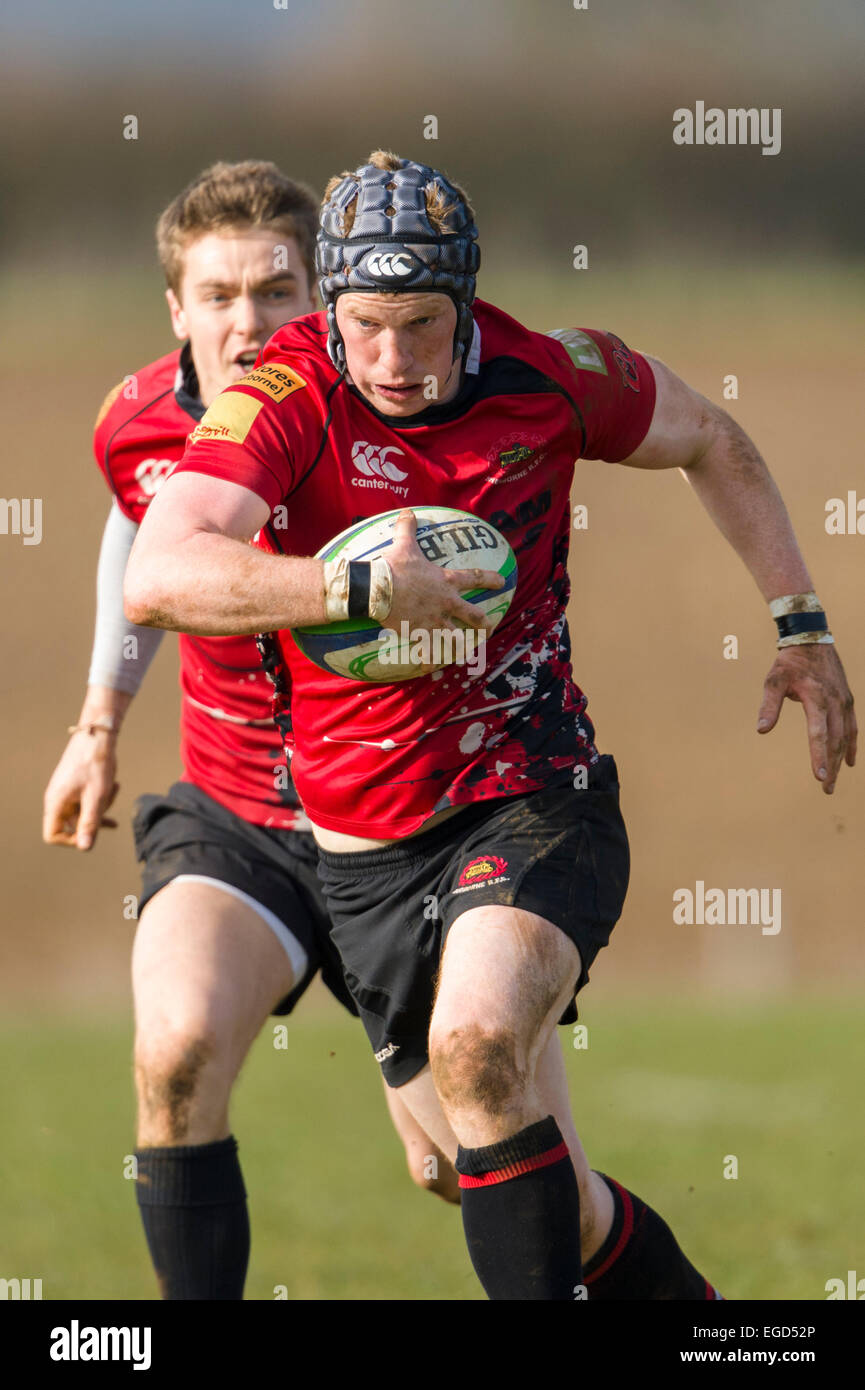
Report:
447,565,506,594
42,790,78,846
77,783,110,851
392,509,417,544
822,701,846,794
845,709,858,768
756,676,785,734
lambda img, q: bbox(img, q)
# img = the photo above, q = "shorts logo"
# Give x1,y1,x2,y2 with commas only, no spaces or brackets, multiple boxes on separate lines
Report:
189,391,264,447
238,362,306,402
454,855,510,892
374,1041,401,1064
607,332,640,393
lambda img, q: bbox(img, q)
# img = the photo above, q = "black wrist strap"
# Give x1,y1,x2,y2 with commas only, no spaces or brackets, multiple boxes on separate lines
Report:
347,561,371,619
774,611,828,640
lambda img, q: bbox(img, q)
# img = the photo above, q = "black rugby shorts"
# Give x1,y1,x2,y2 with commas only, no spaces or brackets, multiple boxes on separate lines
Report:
316,754,629,1086
132,781,357,1016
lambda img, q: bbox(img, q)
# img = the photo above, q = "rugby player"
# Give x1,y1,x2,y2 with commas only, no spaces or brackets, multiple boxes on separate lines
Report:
124,151,856,1300
42,160,460,1303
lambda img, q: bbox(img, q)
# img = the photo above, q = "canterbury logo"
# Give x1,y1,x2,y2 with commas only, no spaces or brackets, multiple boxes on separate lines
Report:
134,457,177,497
351,441,408,482
365,252,414,278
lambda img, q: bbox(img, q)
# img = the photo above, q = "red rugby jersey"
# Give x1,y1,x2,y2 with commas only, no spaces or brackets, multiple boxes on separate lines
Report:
93,345,304,828
173,300,656,836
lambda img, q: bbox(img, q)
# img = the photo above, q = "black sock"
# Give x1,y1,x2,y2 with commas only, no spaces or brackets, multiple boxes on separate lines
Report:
134,1135,250,1300
584,1172,723,1300
455,1116,581,1301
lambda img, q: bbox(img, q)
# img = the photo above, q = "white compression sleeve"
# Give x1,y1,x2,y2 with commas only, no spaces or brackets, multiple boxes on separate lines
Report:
87,502,165,694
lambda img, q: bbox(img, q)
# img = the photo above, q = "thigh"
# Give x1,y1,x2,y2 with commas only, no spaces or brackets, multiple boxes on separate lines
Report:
133,879,296,1072
133,781,357,1018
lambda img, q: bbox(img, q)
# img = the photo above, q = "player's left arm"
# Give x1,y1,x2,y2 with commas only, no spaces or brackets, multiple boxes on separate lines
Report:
617,355,856,794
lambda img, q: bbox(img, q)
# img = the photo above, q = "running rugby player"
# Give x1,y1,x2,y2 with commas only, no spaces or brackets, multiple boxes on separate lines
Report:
125,151,855,1299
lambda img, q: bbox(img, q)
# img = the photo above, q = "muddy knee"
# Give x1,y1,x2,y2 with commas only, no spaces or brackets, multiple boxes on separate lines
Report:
135,1031,216,1143
429,1024,526,1122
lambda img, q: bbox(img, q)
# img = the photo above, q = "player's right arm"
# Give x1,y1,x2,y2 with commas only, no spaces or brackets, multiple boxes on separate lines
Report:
124,362,502,637
43,503,164,850
125,473,498,636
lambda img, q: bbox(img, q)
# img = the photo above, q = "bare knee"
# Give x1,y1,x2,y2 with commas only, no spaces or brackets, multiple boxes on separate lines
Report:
429,1023,526,1123
134,1026,222,1144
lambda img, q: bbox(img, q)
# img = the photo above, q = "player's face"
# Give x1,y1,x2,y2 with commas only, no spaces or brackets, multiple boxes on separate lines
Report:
336,292,460,417
167,229,317,407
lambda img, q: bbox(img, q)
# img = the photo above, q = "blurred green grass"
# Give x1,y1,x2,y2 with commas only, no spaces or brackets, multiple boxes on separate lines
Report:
1,998,861,1300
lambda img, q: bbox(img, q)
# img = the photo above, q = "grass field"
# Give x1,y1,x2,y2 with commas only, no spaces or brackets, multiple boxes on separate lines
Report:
1,996,861,1301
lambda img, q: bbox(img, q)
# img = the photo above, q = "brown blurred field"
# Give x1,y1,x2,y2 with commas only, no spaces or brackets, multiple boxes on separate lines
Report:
0,263,861,1012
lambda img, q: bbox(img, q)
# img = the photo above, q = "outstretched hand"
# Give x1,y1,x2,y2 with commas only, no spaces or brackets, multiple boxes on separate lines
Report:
757,644,856,794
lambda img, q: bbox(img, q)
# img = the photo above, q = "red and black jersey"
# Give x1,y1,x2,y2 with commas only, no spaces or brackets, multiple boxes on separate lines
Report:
173,300,656,837
93,344,304,828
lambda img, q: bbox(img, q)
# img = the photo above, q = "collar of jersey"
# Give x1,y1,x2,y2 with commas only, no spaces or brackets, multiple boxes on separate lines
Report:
173,342,206,422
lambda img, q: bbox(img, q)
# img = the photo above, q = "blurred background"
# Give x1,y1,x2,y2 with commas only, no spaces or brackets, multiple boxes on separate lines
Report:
0,0,862,1299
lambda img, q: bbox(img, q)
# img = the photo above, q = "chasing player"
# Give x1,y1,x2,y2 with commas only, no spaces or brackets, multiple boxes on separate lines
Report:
124,151,856,1299
42,160,460,1302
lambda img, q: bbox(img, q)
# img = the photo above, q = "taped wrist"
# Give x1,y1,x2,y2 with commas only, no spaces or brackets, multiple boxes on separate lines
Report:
322,556,393,623
770,592,834,649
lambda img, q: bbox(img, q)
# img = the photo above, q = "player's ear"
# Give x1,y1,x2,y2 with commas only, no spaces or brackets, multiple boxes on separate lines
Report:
166,287,187,342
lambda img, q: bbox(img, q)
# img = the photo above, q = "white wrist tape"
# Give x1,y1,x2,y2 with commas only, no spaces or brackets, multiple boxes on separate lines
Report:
768,592,824,618
769,591,834,648
368,556,393,623
322,557,351,622
322,555,393,624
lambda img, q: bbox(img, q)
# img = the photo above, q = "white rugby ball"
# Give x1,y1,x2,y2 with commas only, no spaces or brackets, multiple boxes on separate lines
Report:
291,506,517,681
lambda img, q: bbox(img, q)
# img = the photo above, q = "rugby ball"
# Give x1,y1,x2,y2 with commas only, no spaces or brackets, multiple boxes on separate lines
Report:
291,506,517,681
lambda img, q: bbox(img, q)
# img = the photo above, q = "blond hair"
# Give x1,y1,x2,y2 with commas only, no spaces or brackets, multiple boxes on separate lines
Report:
156,160,319,296
322,150,474,237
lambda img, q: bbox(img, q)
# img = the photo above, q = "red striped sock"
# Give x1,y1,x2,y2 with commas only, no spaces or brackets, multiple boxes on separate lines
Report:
584,1173,723,1300
455,1116,581,1300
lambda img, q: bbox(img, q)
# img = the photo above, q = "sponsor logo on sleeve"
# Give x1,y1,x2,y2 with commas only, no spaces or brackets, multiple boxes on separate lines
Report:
188,392,265,447
238,362,307,402
453,854,510,893
547,328,608,377
606,332,640,393
94,381,124,430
